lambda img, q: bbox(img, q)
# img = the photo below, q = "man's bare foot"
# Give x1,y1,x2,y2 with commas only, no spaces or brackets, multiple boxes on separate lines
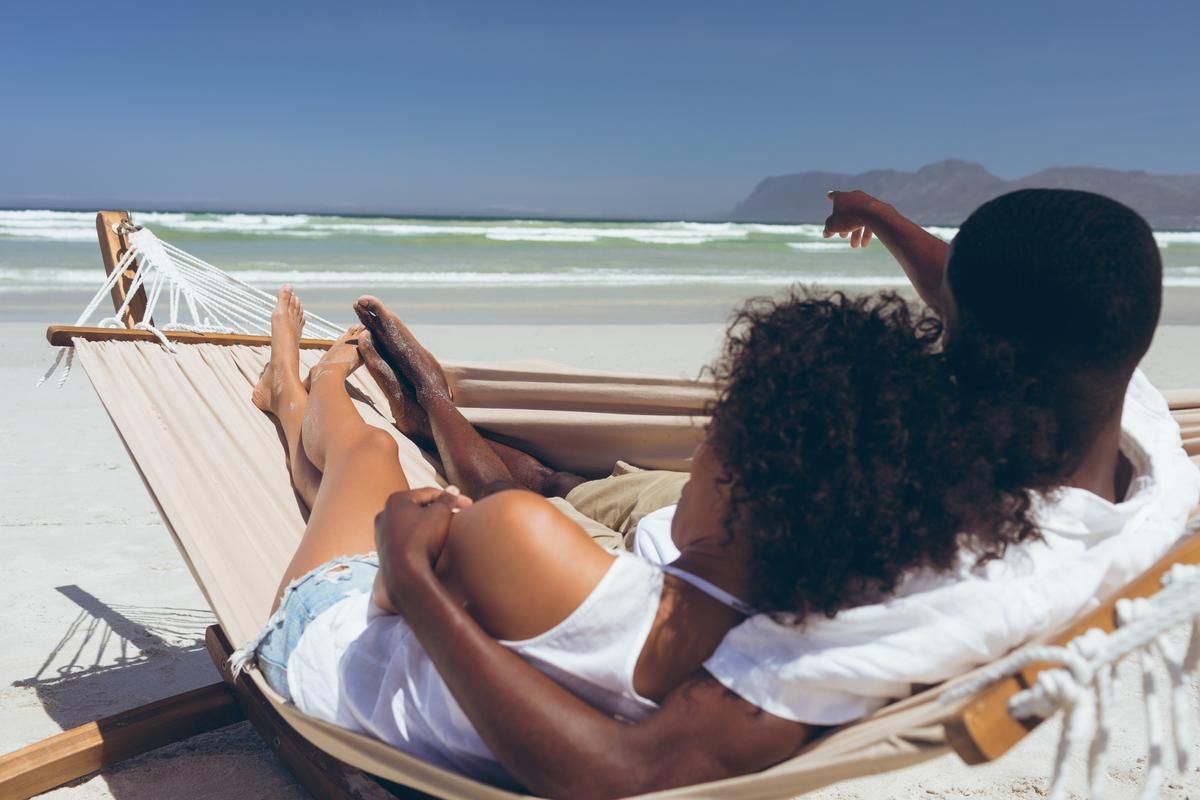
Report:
308,324,366,384
359,330,433,441
252,285,306,414
354,295,453,405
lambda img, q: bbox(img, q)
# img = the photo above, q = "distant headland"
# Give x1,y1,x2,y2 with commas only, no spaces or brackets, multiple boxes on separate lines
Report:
731,160,1200,229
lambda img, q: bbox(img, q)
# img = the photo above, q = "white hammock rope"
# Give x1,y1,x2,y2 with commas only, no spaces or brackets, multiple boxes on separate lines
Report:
941,524,1200,800
40,224,344,386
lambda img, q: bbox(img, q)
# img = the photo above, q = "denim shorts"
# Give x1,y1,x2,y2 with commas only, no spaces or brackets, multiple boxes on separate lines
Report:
229,554,379,701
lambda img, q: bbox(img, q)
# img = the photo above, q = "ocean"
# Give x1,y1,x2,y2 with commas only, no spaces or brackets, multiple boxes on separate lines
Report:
3,209,1200,325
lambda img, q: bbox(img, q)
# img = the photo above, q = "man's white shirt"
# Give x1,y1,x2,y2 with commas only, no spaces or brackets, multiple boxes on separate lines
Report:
633,370,1200,724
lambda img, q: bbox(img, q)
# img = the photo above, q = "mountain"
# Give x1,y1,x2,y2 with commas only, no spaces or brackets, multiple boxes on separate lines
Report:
730,160,1200,229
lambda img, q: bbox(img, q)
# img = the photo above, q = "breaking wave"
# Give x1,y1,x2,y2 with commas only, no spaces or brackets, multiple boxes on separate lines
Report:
0,210,813,246
3,211,1198,250
0,266,917,292
0,210,886,247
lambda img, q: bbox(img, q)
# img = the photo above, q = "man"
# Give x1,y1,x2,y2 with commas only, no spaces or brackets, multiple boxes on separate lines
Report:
361,189,1199,797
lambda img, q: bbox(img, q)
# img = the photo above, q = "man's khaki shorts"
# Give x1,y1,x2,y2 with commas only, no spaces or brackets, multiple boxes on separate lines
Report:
547,462,689,551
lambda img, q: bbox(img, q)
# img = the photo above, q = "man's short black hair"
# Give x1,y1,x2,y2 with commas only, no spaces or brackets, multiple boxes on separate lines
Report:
946,189,1162,450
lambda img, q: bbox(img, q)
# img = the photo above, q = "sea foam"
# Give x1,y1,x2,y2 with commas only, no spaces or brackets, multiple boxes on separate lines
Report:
0,266,914,292
4,211,1197,255
5,259,1198,293
0,210,937,246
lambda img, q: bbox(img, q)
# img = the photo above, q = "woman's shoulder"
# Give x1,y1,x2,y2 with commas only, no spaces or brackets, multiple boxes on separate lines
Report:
442,490,619,641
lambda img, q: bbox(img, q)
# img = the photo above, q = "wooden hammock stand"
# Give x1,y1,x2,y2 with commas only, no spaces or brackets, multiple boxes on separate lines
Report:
0,211,1197,800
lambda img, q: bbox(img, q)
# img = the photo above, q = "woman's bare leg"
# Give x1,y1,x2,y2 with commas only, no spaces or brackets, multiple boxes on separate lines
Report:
251,285,321,508
272,325,411,606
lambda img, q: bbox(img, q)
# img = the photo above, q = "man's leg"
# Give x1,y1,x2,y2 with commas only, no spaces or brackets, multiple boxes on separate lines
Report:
485,438,587,498
356,327,631,551
356,326,516,496
355,297,588,499
353,296,690,547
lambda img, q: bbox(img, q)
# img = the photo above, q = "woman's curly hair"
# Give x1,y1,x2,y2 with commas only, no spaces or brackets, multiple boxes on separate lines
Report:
708,290,1064,621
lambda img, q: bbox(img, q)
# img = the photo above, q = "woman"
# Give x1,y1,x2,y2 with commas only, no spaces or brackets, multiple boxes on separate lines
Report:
234,285,1056,786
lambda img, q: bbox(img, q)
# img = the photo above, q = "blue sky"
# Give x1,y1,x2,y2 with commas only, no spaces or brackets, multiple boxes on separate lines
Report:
2,1,1198,218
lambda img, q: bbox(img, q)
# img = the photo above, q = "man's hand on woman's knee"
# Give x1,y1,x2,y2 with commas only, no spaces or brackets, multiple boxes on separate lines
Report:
372,486,471,613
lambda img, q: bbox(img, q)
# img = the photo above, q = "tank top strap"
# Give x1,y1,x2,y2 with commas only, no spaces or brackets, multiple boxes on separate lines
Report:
660,564,757,616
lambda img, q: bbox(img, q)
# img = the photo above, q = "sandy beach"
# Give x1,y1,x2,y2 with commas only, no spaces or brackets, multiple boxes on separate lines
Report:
2,318,1198,799
6,0,1200,794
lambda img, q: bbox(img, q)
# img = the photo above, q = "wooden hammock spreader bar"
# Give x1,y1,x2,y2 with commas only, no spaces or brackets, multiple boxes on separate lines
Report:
944,529,1200,764
0,683,241,799
96,211,150,329
46,324,334,350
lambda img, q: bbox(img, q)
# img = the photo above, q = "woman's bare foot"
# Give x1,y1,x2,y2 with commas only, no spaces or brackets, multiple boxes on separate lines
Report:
353,295,453,406
308,325,366,385
252,285,306,414
359,330,433,441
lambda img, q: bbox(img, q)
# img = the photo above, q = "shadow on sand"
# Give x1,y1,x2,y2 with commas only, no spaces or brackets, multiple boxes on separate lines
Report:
14,585,216,728
11,585,303,798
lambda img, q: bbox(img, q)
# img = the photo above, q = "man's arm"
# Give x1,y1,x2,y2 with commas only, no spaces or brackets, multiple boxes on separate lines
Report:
373,496,814,799
823,190,950,311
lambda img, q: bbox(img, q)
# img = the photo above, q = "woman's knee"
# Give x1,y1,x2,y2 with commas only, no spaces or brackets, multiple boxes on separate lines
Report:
443,490,615,639
355,427,401,458
324,426,399,468
448,491,570,562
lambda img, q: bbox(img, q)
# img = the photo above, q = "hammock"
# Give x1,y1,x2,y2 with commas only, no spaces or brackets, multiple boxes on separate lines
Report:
4,211,1200,800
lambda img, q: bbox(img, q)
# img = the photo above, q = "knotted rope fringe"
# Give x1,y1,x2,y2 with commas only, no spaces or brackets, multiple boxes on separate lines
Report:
40,225,344,386
942,523,1200,800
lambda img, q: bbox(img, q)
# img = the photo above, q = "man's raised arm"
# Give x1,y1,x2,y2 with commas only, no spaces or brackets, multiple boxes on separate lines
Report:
374,494,813,799
823,190,950,311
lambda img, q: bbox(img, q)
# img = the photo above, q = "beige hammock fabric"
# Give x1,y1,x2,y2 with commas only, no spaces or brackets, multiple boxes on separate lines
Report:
71,337,1200,799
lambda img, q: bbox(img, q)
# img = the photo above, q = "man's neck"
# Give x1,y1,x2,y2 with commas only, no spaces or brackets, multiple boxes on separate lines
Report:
1064,402,1132,503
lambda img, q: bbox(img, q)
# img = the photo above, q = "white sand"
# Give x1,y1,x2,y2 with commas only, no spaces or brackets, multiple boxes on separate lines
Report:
2,321,1198,799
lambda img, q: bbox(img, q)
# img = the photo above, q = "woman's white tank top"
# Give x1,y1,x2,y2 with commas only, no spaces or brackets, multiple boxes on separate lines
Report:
285,552,677,785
